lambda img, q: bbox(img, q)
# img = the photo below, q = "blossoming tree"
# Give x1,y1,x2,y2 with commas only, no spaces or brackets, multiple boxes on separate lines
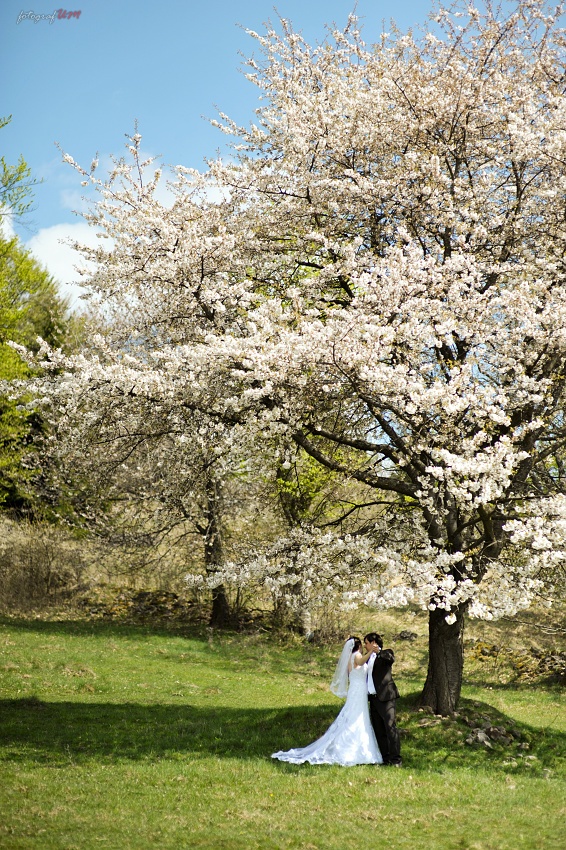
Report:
25,1,566,713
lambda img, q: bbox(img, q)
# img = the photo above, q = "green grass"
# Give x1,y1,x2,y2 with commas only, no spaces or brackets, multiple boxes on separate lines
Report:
0,614,564,850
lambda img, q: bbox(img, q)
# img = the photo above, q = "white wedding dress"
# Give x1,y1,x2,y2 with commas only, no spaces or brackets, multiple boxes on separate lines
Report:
271,664,383,766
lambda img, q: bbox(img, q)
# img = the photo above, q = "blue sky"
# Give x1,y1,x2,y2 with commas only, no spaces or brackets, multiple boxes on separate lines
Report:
1,0,432,302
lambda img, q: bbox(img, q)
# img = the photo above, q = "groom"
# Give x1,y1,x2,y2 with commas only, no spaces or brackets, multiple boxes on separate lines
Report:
364,632,402,767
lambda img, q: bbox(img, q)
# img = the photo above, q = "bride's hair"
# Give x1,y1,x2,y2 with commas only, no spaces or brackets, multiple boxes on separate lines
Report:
349,636,361,652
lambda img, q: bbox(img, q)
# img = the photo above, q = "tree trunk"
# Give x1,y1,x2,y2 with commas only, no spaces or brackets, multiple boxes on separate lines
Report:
203,475,231,628
210,584,231,628
419,604,466,715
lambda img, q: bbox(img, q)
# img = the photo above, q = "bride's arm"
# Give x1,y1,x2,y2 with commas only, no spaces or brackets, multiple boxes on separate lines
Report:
354,648,374,667
349,651,362,671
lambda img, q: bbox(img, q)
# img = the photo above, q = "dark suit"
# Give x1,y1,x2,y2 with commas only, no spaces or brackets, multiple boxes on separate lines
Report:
369,649,401,766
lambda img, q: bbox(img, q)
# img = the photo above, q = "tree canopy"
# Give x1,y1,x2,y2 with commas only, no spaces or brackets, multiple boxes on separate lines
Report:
24,0,566,712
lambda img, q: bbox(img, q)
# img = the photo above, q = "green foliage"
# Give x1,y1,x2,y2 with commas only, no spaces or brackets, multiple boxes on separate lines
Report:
0,115,73,516
0,235,68,352
0,614,564,850
0,234,69,515
0,115,39,222
276,450,339,525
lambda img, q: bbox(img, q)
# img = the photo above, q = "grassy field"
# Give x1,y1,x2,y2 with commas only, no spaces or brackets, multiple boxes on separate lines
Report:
0,609,564,850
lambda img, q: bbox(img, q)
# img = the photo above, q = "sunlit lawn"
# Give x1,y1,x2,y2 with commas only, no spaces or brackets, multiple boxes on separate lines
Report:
0,615,564,850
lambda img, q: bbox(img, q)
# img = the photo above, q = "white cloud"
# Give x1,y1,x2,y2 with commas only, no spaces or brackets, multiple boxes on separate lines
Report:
60,189,91,213
26,222,101,310
0,209,16,239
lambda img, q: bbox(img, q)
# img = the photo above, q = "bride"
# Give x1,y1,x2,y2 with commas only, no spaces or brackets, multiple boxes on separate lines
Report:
271,636,383,766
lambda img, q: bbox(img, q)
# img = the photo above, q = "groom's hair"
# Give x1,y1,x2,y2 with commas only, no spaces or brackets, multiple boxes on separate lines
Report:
364,632,383,648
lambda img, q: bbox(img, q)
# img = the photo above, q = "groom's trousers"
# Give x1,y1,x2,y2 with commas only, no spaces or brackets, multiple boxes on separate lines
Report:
369,695,401,765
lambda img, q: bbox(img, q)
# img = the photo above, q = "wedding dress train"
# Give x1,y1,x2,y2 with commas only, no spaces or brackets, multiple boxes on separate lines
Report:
271,664,382,766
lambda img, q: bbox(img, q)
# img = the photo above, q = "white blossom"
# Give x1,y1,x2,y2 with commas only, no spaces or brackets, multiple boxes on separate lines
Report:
14,0,566,625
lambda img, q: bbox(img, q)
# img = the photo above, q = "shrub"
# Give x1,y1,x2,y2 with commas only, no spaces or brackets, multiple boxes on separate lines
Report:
0,519,88,610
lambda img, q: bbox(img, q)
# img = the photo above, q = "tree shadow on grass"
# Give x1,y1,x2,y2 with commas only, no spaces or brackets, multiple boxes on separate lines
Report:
0,698,335,765
1,618,564,777
397,692,565,777
1,695,564,778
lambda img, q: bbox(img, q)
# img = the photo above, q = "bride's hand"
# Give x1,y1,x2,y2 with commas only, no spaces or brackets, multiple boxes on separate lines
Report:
357,648,374,664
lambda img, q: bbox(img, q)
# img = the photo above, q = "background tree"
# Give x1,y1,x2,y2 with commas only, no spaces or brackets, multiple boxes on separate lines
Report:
0,234,70,516
26,1,566,714
0,115,39,223
0,116,73,518
34,355,279,623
